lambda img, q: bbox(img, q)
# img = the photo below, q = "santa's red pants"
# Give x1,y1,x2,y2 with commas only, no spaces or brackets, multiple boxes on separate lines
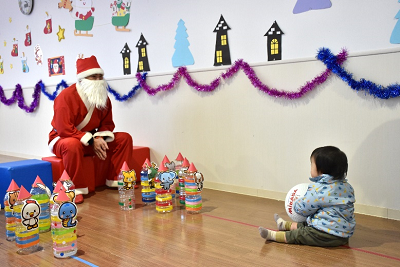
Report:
52,132,134,192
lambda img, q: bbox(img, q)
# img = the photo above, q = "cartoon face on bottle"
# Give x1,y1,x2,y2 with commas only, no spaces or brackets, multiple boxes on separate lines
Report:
159,171,177,190
58,202,78,228
21,199,41,231
122,170,136,190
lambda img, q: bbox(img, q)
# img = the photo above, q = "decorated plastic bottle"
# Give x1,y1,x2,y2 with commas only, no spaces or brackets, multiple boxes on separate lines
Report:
51,189,78,258
50,180,64,213
141,158,156,205
4,179,19,241
118,161,136,210
59,170,76,203
174,153,184,197
178,158,190,205
14,186,43,255
30,176,51,233
185,163,204,214
155,164,174,213
161,155,176,198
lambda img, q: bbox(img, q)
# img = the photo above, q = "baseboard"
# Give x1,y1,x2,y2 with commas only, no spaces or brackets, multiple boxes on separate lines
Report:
204,181,400,221
0,151,41,160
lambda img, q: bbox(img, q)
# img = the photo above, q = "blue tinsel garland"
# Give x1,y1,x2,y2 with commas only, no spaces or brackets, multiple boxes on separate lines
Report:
317,48,400,99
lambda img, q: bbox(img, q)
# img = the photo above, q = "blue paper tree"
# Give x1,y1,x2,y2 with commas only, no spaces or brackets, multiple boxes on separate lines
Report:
390,0,400,44
172,19,194,67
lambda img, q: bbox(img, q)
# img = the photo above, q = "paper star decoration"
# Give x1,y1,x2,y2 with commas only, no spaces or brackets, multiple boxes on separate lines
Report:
57,26,65,42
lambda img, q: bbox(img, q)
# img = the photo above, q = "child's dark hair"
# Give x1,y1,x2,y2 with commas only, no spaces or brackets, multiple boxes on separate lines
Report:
311,146,348,180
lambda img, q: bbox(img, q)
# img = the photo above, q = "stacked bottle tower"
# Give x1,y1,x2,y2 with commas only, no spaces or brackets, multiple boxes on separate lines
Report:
141,158,156,205
178,158,190,205
174,153,184,197
4,179,19,241
155,164,174,213
185,163,204,214
14,186,43,255
161,155,176,198
118,161,136,210
51,189,78,258
30,176,51,233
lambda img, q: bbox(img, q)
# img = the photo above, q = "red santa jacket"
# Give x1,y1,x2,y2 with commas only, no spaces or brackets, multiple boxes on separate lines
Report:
48,84,115,152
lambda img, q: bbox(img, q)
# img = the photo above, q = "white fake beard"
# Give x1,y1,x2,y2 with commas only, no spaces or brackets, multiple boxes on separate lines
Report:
79,79,108,109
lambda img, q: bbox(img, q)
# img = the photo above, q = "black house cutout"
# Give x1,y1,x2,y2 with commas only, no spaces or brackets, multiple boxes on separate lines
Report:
213,15,231,66
120,43,131,75
136,33,150,72
264,21,284,61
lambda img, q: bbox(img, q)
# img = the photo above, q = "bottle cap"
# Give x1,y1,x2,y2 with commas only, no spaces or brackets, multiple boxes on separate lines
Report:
32,175,44,187
158,163,168,172
56,189,71,202
6,179,19,192
175,152,184,161
182,158,190,167
59,170,71,181
188,162,197,173
161,155,170,166
17,185,32,200
143,158,151,168
121,161,130,171
53,180,66,194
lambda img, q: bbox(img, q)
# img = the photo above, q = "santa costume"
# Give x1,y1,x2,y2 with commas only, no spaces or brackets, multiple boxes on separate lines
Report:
48,56,135,203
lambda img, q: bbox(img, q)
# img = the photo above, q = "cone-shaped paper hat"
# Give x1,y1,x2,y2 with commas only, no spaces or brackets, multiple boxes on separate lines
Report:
7,179,19,192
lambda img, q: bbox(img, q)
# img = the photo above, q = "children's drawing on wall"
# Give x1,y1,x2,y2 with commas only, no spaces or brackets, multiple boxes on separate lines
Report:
0,56,4,74
264,21,284,61
48,56,65,77
120,43,132,75
25,26,32,46
390,0,400,44
44,12,53,34
11,39,18,57
213,15,231,66
58,0,73,11
34,45,43,66
57,26,66,42
172,19,194,67
110,0,132,32
136,33,150,72
73,0,95,37
293,0,332,14
21,53,29,73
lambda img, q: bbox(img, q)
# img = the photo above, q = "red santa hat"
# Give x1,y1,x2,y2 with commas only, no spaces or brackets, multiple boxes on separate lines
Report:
76,55,104,80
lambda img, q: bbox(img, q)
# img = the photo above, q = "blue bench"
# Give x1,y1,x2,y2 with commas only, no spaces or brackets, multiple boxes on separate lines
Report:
0,159,53,208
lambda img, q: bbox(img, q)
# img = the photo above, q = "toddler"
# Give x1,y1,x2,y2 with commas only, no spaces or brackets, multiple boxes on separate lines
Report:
259,146,356,246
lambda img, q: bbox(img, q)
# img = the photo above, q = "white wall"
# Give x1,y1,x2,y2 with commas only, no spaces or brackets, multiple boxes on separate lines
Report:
1,1,400,220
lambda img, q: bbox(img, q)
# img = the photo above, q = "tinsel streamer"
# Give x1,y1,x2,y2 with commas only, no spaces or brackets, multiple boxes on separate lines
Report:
179,67,221,92
137,69,181,96
41,80,69,100
317,48,400,99
137,49,348,98
0,83,41,113
222,49,348,99
137,67,222,95
107,73,147,101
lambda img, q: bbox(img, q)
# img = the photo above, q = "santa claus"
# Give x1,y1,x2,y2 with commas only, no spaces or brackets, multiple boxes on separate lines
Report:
52,59,60,74
48,56,135,203
74,0,95,20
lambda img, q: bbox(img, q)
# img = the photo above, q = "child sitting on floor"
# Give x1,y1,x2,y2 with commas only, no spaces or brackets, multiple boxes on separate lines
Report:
259,146,356,247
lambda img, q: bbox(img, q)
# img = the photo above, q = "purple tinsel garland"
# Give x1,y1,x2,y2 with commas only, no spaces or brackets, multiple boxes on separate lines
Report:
0,82,41,113
0,49,349,113
137,49,348,98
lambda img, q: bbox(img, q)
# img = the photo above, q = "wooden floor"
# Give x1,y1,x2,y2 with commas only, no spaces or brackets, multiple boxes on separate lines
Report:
1,156,400,266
